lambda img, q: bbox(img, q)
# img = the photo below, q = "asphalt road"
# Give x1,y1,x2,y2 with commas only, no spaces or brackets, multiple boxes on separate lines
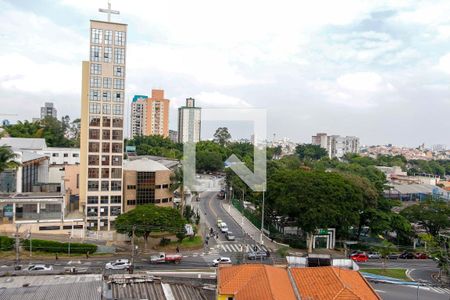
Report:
371,282,450,300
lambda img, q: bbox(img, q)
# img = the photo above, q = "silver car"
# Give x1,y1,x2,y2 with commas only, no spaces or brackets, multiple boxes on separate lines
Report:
225,232,235,241
247,250,268,260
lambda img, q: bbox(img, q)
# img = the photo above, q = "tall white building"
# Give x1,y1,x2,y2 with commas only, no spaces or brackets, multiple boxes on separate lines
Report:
312,133,359,159
178,98,201,143
40,102,57,119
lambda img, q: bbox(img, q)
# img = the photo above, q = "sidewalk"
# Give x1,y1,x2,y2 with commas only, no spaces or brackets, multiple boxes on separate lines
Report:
220,201,281,251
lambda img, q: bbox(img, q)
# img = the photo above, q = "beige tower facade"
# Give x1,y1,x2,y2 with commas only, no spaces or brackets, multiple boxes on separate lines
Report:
130,89,170,138
80,19,127,231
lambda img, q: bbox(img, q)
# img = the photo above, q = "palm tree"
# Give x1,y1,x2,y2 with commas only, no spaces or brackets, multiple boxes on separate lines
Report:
0,145,19,173
170,167,185,216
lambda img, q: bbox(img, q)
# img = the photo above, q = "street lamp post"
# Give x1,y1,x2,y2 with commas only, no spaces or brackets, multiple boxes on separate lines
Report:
260,191,265,244
68,232,72,257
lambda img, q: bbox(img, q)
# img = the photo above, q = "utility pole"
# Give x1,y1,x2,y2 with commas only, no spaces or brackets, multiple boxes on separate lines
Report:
260,191,265,244
68,232,72,257
28,230,32,258
15,224,20,265
130,225,136,273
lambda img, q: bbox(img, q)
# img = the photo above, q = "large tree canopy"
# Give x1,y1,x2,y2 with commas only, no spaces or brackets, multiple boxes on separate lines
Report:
401,199,450,237
115,205,186,241
213,127,231,146
295,144,328,160
0,145,20,173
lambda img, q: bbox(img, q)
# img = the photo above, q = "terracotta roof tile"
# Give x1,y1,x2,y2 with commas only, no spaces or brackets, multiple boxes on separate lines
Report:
290,266,381,300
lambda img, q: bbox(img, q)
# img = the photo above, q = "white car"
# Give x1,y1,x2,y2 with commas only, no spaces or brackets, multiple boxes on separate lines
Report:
105,259,131,270
219,222,228,233
27,264,53,271
212,257,232,267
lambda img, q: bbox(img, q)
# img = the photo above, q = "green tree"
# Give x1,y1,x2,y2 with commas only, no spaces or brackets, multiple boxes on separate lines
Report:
378,240,397,270
0,145,20,173
213,127,231,146
401,199,450,237
115,204,185,247
170,167,186,215
295,144,328,160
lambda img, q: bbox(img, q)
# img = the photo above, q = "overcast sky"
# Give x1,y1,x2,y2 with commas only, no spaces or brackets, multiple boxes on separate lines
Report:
0,0,449,147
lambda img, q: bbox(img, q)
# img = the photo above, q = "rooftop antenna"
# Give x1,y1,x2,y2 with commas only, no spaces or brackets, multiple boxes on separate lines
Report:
99,0,120,22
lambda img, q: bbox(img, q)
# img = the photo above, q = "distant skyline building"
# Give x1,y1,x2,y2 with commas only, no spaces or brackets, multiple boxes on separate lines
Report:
169,129,178,143
40,102,57,119
130,89,170,138
178,97,201,143
79,7,127,231
312,133,359,159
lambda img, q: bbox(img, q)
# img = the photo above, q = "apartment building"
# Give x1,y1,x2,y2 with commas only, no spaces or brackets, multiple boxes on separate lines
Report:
312,133,360,159
178,98,201,143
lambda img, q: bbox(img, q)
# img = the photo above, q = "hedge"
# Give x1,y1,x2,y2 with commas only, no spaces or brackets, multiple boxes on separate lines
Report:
0,236,14,251
21,239,97,254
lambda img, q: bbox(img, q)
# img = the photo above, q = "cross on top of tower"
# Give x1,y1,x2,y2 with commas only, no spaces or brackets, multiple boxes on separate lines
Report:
98,0,120,22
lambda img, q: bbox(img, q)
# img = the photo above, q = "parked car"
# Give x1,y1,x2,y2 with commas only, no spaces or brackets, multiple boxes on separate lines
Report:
399,252,415,259
219,222,229,233
386,253,400,260
212,257,232,267
225,232,235,241
415,252,429,259
150,252,182,264
247,250,268,260
351,254,368,262
368,252,381,259
105,259,131,270
27,264,53,271
349,250,364,257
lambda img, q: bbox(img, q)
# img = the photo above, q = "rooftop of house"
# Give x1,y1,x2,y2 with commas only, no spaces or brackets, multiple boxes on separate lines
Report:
123,157,170,172
218,264,296,300
290,266,381,300
0,137,47,150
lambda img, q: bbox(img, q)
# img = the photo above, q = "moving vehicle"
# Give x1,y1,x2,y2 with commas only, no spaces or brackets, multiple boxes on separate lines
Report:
150,252,182,264
216,219,223,228
350,254,368,262
399,252,414,259
27,264,53,271
212,257,232,267
105,259,131,270
219,222,229,233
225,231,235,241
368,252,381,259
247,250,268,260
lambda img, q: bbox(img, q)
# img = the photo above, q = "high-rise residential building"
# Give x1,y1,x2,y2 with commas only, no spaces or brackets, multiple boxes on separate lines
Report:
79,6,127,231
40,102,57,119
169,130,178,143
178,98,201,143
312,133,359,159
130,89,170,138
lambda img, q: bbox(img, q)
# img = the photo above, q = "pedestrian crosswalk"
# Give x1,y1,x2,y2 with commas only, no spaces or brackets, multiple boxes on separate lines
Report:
217,243,269,253
406,285,450,295
431,287,450,294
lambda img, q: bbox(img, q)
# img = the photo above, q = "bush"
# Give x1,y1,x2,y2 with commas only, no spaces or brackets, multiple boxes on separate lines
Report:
159,237,171,246
21,239,97,254
176,231,186,243
0,236,14,251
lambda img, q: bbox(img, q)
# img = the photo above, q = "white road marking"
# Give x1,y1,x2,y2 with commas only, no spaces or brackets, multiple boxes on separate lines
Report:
374,289,386,293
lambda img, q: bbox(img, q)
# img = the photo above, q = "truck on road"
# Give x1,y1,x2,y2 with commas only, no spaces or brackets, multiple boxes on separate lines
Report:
150,252,183,264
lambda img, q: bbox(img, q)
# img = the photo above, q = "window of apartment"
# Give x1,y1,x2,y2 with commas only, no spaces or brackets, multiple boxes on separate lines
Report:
90,45,101,62
101,155,110,165
104,47,112,63
88,155,99,166
112,155,122,166
162,198,169,203
101,181,109,191
112,118,123,128
104,30,112,44
114,31,126,46
155,185,161,189
88,181,99,191
112,104,123,115
112,130,123,140
88,168,99,178
113,91,123,102
89,129,100,139
87,196,98,204
102,142,110,153
111,195,121,204
90,76,101,88
89,116,101,126
76,174,79,188
89,142,99,152
103,77,112,89
113,65,123,77
63,153,69,157
127,185,136,190
103,116,111,127
111,168,121,178
127,200,136,206
89,89,100,101
110,206,121,216
162,184,169,189
114,48,125,64
100,196,109,204
102,103,111,115
91,28,102,44
111,181,121,191
112,143,122,153
39,226,61,231
101,168,110,178
87,207,98,217
73,153,79,158
154,199,161,204
113,78,124,90
89,103,101,114
90,63,101,75
102,129,111,140
102,91,111,102
100,207,109,217
52,153,59,157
